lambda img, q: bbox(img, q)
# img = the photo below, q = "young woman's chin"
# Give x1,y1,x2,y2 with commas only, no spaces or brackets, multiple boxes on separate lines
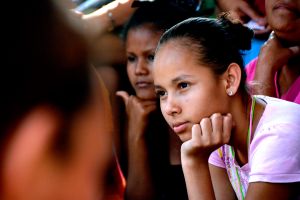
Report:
275,31,300,46
136,89,157,100
176,132,192,143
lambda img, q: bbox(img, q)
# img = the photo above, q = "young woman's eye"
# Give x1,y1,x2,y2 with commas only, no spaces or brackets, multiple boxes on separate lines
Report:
147,54,155,62
155,90,166,98
179,82,189,89
127,55,136,62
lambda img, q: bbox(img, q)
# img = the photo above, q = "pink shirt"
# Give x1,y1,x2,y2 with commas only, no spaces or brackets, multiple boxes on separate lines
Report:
245,58,300,104
209,96,300,199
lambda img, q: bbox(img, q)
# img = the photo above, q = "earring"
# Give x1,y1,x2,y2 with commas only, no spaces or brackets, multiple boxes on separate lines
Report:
227,90,233,96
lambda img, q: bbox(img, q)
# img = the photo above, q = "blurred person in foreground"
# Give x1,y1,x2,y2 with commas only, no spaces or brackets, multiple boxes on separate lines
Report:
1,0,122,199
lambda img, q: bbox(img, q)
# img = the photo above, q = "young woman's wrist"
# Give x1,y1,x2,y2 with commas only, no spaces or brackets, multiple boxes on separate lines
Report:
255,54,276,73
181,152,209,169
128,129,147,143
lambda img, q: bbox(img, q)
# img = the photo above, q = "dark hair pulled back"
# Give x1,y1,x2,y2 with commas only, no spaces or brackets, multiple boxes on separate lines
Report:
157,13,254,94
122,2,199,41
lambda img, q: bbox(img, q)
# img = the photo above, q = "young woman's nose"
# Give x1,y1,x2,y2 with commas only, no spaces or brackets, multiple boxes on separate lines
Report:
164,95,181,116
135,59,149,75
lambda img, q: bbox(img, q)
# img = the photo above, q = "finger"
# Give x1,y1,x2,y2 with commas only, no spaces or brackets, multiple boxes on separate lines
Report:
262,31,280,47
269,33,300,58
229,10,243,22
200,118,213,143
116,91,129,105
254,25,271,36
130,97,157,111
239,2,265,24
139,99,157,107
191,123,202,143
222,113,233,144
144,104,157,113
210,113,223,138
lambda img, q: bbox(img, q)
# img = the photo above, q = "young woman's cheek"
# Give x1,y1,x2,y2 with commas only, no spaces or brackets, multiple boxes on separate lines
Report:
127,63,136,85
160,100,170,124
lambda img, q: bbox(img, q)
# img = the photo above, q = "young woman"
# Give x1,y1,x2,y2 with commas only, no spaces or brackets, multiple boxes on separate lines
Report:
153,15,300,199
116,4,199,200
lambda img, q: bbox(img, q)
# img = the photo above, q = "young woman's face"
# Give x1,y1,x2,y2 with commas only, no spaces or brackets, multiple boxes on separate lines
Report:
126,24,163,100
153,40,229,142
266,0,300,44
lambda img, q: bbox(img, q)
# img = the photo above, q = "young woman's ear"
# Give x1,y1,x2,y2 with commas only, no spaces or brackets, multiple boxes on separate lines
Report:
224,63,241,96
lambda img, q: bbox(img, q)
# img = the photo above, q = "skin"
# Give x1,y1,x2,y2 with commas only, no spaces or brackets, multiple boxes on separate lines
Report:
254,0,300,97
153,41,231,142
266,0,300,43
153,39,298,199
2,73,114,200
117,24,162,141
124,23,162,100
153,40,242,200
217,0,270,35
117,23,183,200
116,24,163,200
80,0,136,37
2,1,119,199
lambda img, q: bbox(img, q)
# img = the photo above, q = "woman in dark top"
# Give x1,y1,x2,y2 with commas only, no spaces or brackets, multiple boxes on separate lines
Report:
116,3,199,199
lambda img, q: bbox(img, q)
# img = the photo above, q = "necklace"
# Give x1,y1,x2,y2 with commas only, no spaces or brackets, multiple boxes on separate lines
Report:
229,96,256,200
247,96,256,151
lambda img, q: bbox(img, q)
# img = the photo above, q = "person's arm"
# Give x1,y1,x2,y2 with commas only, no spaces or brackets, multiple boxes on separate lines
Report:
209,165,237,200
216,0,270,36
181,155,215,200
125,130,155,200
181,113,233,200
253,32,300,96
116,91,157,200
80,0,135,37
216,0,265,24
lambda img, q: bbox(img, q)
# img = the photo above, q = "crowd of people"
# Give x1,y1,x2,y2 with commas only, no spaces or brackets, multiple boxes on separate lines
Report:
1,0,299,199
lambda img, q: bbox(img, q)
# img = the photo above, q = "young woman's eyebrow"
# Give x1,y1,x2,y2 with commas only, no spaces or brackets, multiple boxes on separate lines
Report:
171,75,193,84
154,75,194,89
154,85,163,90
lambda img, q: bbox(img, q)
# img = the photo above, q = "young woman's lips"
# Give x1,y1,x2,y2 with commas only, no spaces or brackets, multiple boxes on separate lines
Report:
274,3,299,15
136,81,152,88
173,122,188,134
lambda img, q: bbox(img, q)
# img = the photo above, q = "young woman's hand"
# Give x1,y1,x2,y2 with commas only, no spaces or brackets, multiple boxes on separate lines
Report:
217,0,270,36
254,32,300,96
217,0,266,25
180,113,233,200
181,113,233,163
116,91,157,140
258,32,300,73
116,91,158,200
